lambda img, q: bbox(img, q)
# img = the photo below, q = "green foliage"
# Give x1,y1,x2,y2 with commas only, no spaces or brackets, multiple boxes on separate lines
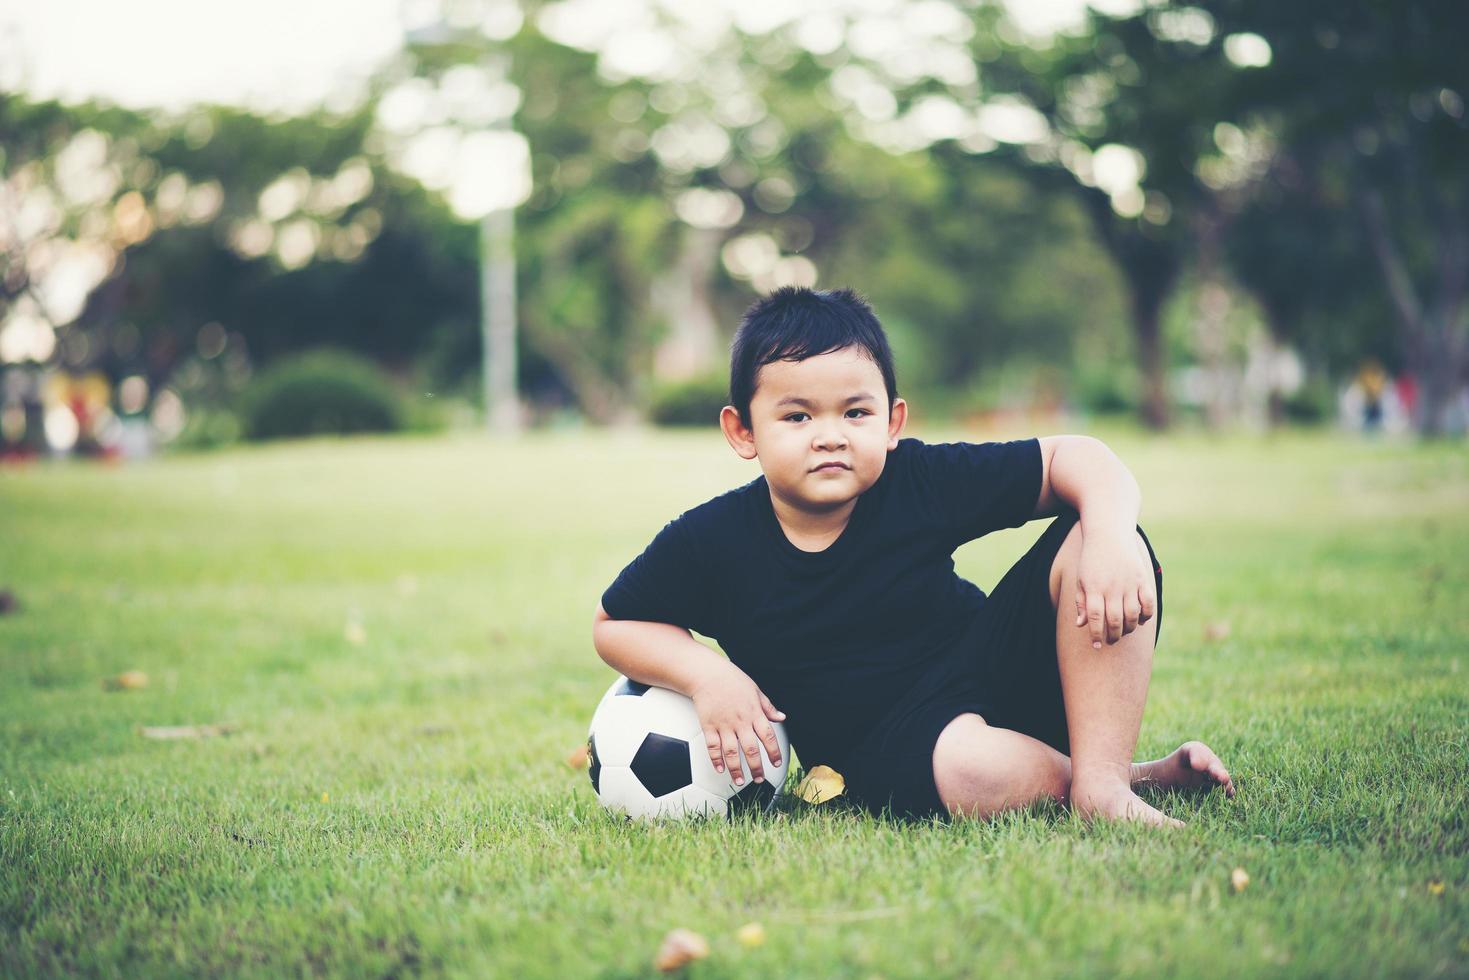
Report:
648,374,728,427
239,349,405,441
1073,366,1141,417
1279,379,1334,425
172,407,243,451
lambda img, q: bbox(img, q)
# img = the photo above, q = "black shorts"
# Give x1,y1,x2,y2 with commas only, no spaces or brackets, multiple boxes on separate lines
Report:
838,510,1164,824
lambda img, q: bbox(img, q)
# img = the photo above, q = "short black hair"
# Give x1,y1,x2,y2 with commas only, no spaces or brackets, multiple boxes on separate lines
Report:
729,286,899,430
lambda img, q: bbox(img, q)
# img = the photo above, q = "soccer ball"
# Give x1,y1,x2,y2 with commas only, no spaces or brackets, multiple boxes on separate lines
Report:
587,675,790,821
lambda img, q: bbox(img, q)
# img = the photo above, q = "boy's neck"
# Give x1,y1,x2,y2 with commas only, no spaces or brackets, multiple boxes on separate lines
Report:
767,487,857,551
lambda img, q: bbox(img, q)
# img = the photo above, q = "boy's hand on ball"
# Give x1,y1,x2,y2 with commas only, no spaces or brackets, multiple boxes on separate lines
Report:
690,662,786,785
1074,529,1157,648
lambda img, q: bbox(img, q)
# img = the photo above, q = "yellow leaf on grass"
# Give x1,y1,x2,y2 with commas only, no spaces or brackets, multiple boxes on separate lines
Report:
736,922,766,947
103,670,149,691
566,743,590,769
344,621,367,645
1428,880,1445,895
654,928,709,972
794,765,846,805
1230,867,1250,893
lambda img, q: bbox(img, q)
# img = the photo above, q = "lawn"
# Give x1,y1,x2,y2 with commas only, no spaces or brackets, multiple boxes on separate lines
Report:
2,425,1466,978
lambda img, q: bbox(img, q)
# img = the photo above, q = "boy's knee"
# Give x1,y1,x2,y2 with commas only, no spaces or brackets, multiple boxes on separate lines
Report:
933,714,1069,819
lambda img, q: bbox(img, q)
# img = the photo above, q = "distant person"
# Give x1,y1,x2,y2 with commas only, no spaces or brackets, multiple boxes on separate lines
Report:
1357,360,1387,432
594,288,1233,827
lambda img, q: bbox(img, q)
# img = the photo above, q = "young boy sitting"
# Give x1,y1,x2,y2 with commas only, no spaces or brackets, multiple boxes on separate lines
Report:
593,287,1235,826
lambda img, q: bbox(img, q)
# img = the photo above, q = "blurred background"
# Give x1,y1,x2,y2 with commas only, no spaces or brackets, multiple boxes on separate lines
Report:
1,0,1465,460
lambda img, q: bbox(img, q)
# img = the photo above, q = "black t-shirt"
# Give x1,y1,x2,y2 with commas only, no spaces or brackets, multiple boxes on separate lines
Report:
600,436,1043,772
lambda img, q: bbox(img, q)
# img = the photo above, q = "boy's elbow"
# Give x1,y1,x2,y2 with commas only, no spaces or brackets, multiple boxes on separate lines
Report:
592,603,613,658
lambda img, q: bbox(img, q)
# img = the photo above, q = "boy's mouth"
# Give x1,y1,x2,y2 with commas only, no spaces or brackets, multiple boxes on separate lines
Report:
812,462,850,472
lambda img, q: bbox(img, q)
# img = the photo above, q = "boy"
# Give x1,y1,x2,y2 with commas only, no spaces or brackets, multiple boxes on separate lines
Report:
594,287,1234,826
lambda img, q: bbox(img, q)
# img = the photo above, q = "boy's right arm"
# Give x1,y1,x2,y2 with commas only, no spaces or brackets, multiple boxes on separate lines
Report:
593,602,787,786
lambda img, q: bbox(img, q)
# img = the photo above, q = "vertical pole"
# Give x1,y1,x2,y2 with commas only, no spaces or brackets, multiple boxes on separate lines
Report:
482,200,518,434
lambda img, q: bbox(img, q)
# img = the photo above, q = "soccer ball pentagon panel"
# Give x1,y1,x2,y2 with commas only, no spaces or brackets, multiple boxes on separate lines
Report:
587,675,790,821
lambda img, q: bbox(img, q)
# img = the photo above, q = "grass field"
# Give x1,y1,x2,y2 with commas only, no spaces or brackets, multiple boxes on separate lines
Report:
2,425,1467,978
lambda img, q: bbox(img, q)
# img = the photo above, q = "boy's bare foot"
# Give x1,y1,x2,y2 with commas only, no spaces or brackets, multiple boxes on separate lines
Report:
1070,780,1186,828
1131,740,1236,798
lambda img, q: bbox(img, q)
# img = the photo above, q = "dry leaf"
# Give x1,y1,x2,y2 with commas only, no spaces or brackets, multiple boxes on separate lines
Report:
1427,880,1445,895
736,922,766,947
0,588,18,616
103,670,149,691
1230,867,1250,893
794,764,846,805
1204,621,1232,643
654,928,709,972
566,743,590,769
138,723,236,740
344,621,367,645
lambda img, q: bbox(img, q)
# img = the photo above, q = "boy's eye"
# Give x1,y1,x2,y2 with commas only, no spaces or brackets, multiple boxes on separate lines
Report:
783,409,870,422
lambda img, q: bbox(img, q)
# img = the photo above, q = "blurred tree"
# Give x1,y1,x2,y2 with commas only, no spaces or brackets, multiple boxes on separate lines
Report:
942,4,1248,428
1221,151,1396,396
1200,0,1469,435
0,94,562,427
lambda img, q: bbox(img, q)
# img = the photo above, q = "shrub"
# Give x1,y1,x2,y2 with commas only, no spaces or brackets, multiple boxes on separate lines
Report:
649,374,728,427
1280,379,1332,425
240,349,405,441
1072,366,1140,417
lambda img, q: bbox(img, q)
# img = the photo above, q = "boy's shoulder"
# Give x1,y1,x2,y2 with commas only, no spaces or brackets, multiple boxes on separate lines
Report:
674,474,765,531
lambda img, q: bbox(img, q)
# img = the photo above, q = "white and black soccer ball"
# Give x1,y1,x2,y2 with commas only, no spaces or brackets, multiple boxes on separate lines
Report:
587,675,790,821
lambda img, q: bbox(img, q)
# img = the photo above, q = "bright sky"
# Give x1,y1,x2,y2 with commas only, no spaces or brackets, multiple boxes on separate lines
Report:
0,0,1099,113
0,0,404,113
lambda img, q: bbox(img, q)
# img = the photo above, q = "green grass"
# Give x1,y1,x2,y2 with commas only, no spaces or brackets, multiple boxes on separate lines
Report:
2,426,1467,978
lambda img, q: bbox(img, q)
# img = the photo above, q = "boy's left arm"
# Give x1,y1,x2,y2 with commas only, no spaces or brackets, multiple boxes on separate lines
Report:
1033,435,1157,649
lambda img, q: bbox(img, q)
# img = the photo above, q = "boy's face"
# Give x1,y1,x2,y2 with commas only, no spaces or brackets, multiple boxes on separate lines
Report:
720,346,907,514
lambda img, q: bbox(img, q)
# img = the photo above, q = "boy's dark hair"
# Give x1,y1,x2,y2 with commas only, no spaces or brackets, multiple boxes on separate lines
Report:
729,286,899,429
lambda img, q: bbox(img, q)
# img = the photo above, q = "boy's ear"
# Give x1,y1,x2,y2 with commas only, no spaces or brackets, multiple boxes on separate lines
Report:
886,397,908,450
720,405,758,460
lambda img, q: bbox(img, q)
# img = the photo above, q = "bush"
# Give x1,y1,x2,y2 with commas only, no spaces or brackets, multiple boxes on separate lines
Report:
172,408,242,451
240,350,405,441
649,374,728,427
1072,366,1140,417
1280,380,1332,425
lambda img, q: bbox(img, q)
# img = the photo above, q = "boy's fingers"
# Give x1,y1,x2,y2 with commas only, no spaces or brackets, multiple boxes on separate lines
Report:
1075,588,1086,628
760,691,788,721
705,729,724,773
1086,591,1106,648
1140,585,1158,624
723,731,744,784
1105,595,1123,643
759,722,782,768
741,731,765,782
1122,590,1141,636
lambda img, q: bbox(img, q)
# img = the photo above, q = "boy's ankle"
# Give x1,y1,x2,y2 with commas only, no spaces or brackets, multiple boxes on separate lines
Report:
1070,761,1133,795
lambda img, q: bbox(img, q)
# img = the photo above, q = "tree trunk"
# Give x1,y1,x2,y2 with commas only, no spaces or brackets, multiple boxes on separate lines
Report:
520,312,631,426
651,225,722,382
1076,186,1179,430
1132,286,1170,430
1192,207,1231,430
1359,189,1468,437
